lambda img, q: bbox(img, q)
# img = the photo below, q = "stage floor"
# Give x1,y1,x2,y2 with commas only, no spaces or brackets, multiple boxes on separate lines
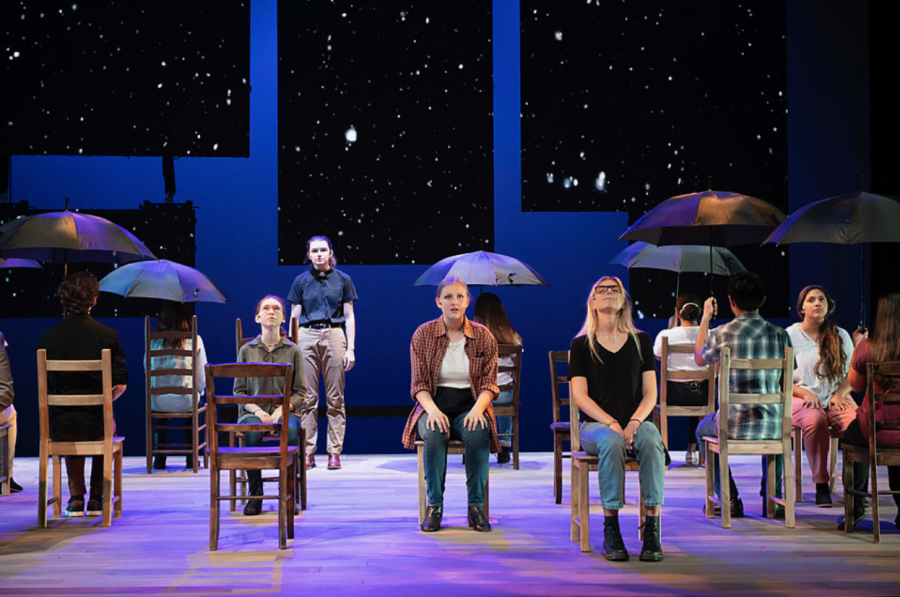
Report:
0,451,898,597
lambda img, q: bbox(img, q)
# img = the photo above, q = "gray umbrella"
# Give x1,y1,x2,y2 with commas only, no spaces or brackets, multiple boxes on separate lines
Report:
412,251,549,288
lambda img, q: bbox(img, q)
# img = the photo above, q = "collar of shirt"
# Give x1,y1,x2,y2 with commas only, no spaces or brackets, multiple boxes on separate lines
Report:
249,335,286,350
432,316,475,340
309,265,334,279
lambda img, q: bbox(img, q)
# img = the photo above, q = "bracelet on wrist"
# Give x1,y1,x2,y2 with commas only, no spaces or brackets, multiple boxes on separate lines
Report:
606,420,618,427
630,418,643,425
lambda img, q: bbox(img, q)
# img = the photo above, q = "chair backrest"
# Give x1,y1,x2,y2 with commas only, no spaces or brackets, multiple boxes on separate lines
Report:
497,344,523,405
235,319,256,359
660,336,716,410
146,315,199,412
205,362,294,458
291,318,299,344
865,360,900,458
37,348,114,447
717,346,794,441
549,351,570,424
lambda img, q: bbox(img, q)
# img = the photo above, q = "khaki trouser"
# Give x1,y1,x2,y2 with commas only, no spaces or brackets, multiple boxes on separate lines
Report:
297,327,347,455
0,405,16,479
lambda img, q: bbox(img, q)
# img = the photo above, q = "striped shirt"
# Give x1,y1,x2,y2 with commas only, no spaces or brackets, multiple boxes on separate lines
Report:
700,313,792,440
786,323,852,409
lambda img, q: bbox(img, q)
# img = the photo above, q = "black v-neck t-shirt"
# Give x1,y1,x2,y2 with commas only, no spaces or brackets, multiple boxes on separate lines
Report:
568,332,655,427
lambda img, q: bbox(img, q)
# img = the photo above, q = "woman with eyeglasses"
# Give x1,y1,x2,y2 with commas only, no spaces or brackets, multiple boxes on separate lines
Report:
568,276,665,562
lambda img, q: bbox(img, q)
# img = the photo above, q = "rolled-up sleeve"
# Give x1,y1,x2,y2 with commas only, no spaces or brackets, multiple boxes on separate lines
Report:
474,329,499,399
700,328,721,365
410,327,433,400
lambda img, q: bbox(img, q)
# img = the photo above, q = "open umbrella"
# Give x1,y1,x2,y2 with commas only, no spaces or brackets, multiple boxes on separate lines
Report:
412,251,549,288
610,242,745,297
99,259,228,304
0,209,156,274
763,191,900,329
0,258,42,269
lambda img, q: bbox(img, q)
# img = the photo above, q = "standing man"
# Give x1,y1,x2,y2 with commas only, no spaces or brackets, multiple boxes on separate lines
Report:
288,235,358,470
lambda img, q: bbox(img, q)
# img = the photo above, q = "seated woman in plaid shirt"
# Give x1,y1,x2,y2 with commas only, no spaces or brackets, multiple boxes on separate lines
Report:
401,277,499,533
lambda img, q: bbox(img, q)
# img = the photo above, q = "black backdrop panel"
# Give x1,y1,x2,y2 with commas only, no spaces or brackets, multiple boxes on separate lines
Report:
0,202,196,318
521,0,789,317
1,1,250,157
277,1,493,265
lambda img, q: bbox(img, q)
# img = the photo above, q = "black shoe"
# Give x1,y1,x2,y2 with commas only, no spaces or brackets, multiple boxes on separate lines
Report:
186,454,194,470
65,496,85,518
9,478,22,493
243,482,263,516
467,505,491,532
815,483,833,508
639,516,663,562
704,498,743,518
837,506,867,531
421,505,443,532
601,517,629,561
86,498,103,516
496,447,511,464
773,504,785,520
153,456,167,470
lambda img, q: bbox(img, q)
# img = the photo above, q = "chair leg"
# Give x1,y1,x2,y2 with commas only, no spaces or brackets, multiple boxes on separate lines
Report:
704,442,715,520
229,470,237,512
578,465,590,553
210,468,220,551
783,443,796,529
114,447,123,519
570,460,579,541
38,449,49,528
512,414,520,471
843,453,854,535
766,455,776,519
279,469,288,550
553,436,563,505
828,436,838,494
417,444,426,525
102,452,113,528
793,427,802,503
871,460,880,544
720,451,731,529
288,459,296,540
52,455,62,520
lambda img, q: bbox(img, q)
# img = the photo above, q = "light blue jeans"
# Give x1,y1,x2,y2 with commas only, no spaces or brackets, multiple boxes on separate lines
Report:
580,421,665,509
494,390,513,447
417,410,490,507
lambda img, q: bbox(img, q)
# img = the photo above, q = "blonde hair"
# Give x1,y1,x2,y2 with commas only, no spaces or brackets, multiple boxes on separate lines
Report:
577,276,642,364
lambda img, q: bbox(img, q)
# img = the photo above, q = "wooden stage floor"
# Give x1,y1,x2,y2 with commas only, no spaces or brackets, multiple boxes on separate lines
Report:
0,452,898,597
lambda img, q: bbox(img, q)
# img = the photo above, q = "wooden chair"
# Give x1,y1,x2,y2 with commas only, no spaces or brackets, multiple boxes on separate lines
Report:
656,337,716,465
549,351,571,504
146,315,207,474
37,349,124,528
791,424,839,502
703,346,795,529
493,344,523,469
416,439,490,525
207,361,300,550
842,360,900,543
569,387,641,553
236,318,255,358
0,422,10,497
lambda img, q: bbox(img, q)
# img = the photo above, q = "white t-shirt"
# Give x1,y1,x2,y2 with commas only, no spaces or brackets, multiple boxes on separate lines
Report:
438,338,470,389
653,326,708,377
786,323,853,408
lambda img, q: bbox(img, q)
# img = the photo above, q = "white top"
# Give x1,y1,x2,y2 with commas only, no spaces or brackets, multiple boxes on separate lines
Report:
786,323,853,408
498,351,519,387
438,338,470,389
653,326,708,377
147,335,208,413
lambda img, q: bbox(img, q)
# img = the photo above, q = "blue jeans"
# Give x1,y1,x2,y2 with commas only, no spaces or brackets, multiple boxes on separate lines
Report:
417,410,490,507
243,413,302,484
580,421,665,509
494,390,513,448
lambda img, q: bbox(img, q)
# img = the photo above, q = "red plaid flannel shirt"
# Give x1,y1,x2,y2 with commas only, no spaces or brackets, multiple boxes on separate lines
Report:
401,316,501,452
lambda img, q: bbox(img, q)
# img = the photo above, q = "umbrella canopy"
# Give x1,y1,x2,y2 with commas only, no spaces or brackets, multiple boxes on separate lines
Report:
763,192,900,245
413,251,549,287
99,259,228,304
0,258,42,269
0,211,156,264
620,190,786,247
610,242,746,276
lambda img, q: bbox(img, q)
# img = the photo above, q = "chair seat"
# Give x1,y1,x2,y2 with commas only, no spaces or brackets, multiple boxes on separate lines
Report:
217,445,300,456
48,437,125,456
550,422,571,432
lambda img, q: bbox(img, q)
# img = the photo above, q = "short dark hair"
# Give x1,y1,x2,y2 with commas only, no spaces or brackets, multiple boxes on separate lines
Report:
727,272,766,311
59,272,100,314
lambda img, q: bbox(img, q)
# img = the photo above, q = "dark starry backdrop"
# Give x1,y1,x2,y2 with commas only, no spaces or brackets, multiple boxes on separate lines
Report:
1,1,250,157
278,1,493,265
0,202,196,318
521,0,790,318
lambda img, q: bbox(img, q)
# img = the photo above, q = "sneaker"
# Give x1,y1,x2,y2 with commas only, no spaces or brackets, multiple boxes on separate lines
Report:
684,451,698,466
65,497,85,518
9,478,23,493
86,498,103,516
815,483,833,508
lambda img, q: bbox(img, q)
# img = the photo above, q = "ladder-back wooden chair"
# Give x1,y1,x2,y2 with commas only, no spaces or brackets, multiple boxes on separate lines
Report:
493,344,523,469
656,336,716,466
146,315,207,474
842,360,900,543
549,351,571,504
207,361,300,550
703,346,795,529
37,349,124,527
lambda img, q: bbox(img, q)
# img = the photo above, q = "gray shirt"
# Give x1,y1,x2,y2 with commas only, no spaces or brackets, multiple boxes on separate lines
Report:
234,336,306,423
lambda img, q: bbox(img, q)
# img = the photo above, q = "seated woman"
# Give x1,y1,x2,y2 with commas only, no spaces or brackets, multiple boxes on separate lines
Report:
401,276,499,533
569,276,665,562
653,293,708,465
785,286,860,507
843,292,900,531
0,331,21,492
234,295,306,516
474,292,522,465
148,302,208,470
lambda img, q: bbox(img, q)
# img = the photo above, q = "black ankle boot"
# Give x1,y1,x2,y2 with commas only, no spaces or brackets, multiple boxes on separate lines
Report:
640,516,663,562
467,505,491,532
153,455,167,470
601,516,629,561
421,505,443,532
243,481,263,516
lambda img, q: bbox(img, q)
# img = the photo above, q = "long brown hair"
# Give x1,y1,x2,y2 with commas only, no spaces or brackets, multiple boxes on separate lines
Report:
156,301,193,350
474,293,521,345
869,293,900,366
797,285,846,386
577,276,642,364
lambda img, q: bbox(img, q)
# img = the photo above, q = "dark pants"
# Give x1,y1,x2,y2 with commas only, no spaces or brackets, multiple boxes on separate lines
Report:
51,430,107,500
667,380,707,446
242,414,302,485
843,420,900,512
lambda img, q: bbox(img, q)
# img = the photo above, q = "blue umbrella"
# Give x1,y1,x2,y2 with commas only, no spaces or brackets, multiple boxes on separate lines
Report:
610,242,745,297
99,259,228,304
412,251,549,288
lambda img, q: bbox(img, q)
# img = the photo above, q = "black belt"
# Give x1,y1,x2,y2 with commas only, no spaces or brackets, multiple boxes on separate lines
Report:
302,322,340,330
